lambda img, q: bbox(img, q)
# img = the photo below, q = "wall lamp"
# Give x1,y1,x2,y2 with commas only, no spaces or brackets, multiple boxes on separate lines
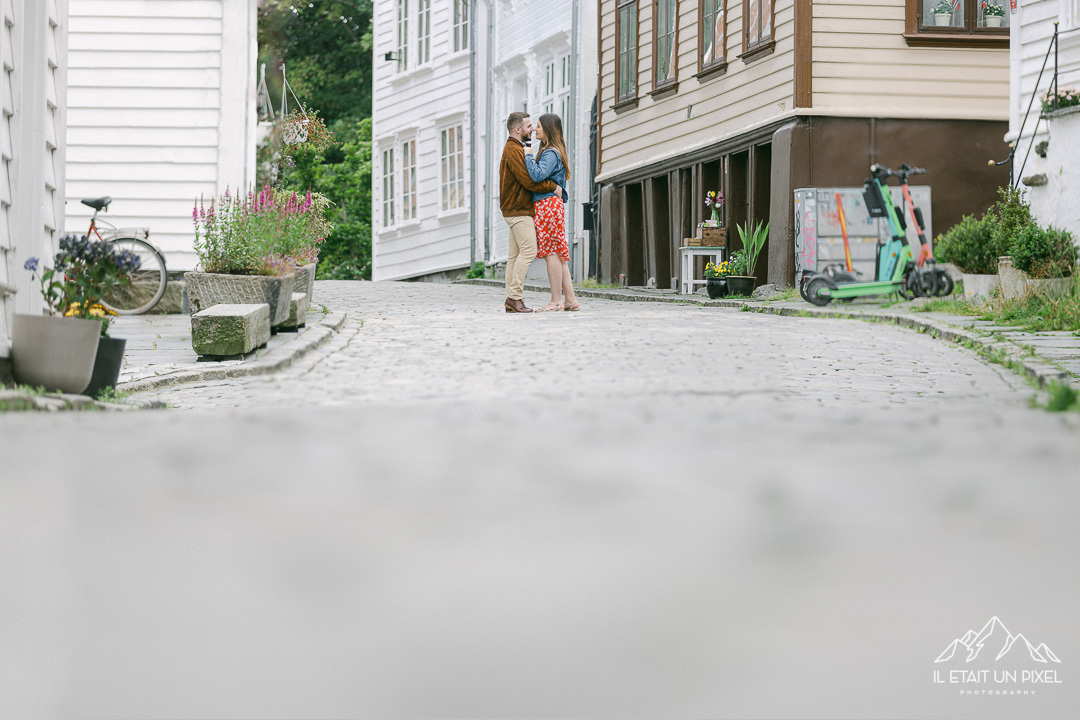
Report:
384,52,398,62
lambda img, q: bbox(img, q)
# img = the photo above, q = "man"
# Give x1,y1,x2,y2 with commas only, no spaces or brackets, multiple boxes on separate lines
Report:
500,112,559,313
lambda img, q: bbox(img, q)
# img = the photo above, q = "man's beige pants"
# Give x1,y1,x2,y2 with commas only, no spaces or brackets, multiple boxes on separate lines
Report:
504,216,537,301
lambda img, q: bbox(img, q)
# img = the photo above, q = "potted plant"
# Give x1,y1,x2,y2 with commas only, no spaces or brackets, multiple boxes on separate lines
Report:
701,190,727,247
704,259,732,299
999,225,1076,299
14,236,141,394
931,0,954,26
187,186,332,326
726,221,769,296
983,3,1005,27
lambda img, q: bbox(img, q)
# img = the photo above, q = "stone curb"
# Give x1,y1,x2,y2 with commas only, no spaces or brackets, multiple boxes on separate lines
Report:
0,390,149,413
117,310,348,395
456,279,1072,389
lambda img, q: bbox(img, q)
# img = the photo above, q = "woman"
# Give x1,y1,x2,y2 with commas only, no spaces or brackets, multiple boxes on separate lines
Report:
524,113,579,312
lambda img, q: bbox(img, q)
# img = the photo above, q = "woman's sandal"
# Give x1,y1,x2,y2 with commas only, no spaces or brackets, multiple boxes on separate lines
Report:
537,302,563,312
563,301,580,312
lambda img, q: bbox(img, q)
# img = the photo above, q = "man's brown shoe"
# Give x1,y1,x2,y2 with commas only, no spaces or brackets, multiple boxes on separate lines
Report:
505,297,533,313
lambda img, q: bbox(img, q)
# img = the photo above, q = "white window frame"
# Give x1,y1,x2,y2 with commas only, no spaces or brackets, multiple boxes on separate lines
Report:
1065,0,1080,29
440,124,466,213
382,147,396,228
558,54,571,125
543,60,556,114
417,0,431,65
401,138,418,222
397,0,409,72
453,0,469,52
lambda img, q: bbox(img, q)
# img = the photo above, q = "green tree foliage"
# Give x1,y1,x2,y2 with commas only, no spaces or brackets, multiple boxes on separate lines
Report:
259,1,373,125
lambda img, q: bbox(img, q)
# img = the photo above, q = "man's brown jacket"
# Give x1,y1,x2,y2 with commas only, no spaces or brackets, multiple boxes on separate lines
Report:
500,137,558,218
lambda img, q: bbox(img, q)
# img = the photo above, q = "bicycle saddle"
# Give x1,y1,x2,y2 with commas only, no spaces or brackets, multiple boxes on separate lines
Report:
81,196,112,211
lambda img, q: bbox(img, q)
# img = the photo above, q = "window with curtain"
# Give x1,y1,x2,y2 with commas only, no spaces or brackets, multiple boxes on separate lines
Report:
911,0,1010,33
453,0,469,52
441,125,465,211
417,0,430,65
382,148,395,227
701,0,725,69
744,0,772,52
654,0,677,86
396,0,409,71
401,140,417,221
616,0,638,101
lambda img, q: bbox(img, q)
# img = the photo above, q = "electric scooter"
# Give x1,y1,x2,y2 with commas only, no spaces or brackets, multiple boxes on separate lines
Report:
799,163,953,305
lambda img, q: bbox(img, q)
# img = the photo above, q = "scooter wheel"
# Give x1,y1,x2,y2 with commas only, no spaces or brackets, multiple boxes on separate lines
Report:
804,277,832,306
935,270,954,296
919,269,939,297
899,274,918,300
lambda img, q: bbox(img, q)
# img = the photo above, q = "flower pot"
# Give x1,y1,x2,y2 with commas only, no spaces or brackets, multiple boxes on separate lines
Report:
10,314,101,394
184,272,296,326
726,276,756,297
83,336,127,399
985,16,1003,27
705,277,728,299
933,12,953,26
961,272,1000,302
297,263,317,302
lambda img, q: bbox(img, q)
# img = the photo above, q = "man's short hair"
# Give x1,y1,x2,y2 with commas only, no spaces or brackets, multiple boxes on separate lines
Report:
506,112,529,134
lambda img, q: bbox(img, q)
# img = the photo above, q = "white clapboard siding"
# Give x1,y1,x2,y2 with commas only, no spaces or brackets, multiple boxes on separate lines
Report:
811,0,1009,119
598,0,797,181
0,0,15,356
487,0,597,279
1011,0,1080,143
64,0,256,272
372,0,472,281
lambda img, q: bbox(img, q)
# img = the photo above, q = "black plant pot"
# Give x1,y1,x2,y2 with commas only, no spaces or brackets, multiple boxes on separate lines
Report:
726,276,756,297
705,277,728,299
83,336,127,398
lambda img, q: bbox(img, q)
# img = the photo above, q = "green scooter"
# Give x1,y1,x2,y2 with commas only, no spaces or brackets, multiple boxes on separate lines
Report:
800,164,946,305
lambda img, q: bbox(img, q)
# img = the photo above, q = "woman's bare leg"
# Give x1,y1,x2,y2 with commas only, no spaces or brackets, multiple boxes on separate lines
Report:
538,254,563,311
561,260,578,308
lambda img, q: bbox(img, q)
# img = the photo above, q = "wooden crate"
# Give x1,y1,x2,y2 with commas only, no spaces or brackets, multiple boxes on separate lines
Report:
684,236,702,247
701,227,727,247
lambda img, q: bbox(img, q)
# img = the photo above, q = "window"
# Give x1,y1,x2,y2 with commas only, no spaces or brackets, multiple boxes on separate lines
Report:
616,0,638,102
453,0,469,52
402,140,417,221
654,0,677,87
441,125,465,211
543,61,556,114
417,0,430,65
700,0,726,70
382,148,395,228
743,0,773,55
905,0,1010,42
559,55,572,126
396,0,408,71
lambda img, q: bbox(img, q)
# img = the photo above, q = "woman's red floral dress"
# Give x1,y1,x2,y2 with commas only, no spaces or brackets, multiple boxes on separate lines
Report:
534,195,569,262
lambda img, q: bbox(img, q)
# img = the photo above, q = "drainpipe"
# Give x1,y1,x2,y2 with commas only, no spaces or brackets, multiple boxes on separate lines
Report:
484,0,494,264
469,0,478,268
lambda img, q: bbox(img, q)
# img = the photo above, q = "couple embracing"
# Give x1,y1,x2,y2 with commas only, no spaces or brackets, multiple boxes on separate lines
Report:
499,111,579,313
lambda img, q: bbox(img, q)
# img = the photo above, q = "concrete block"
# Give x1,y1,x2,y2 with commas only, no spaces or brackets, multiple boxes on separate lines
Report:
281,293,308,331
191,304,271,357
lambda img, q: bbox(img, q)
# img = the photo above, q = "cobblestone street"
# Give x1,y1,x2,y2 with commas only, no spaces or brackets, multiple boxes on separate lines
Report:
3,280,1079,719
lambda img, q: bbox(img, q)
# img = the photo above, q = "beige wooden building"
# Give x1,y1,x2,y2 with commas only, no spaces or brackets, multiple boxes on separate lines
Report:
596,0,1013,287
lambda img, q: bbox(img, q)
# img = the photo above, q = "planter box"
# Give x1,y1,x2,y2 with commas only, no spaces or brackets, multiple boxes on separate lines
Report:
999,256,1071,300
961,273,999,303
185,272,295,326
296,263,317,303
11,314,101,394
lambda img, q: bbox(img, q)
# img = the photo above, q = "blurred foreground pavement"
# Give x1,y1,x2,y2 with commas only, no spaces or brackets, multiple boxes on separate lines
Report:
1,281,1078,719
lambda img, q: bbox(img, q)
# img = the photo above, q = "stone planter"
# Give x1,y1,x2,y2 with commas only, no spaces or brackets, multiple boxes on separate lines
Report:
10,314,101,394
184,272,295,326
961,273,999,303
83,336,127,398
999,256,1071,300
296,262,317,302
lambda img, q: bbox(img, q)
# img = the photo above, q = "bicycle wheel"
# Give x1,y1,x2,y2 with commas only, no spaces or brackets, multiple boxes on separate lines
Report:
101,237,168,315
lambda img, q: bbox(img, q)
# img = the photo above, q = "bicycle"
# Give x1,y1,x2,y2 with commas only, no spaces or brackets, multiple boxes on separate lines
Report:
81,196,168,315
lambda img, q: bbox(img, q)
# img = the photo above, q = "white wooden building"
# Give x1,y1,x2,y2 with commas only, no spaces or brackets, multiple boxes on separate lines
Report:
371,0,474,281
487,0,597,282
1,0,69,370
64,0,258,272
1008,0,1080,238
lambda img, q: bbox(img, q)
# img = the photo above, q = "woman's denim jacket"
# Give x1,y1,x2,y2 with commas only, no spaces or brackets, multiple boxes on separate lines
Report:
524,147,568,203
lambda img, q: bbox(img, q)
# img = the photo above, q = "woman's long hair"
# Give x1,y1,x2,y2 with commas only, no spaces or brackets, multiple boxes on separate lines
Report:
537,113,571,181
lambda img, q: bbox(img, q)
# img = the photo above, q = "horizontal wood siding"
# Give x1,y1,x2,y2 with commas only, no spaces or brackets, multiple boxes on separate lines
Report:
812,0,1009,120
64,0,255,271
599,0,797,182
372,0,472,281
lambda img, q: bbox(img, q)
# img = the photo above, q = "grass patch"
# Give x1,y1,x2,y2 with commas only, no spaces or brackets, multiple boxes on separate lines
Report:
910,297,985,316
1044,382,1080,412
95,386,132,402
580,278,622,289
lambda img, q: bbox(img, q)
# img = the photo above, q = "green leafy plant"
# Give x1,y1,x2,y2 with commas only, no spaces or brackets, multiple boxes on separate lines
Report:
932,0,953,14
466,262,486,279
988,185,1034,260
1012,225,1076,278
1041,86,1080,113
983,3,1005,17
736,221,769,277
729,249,748,277
934,214,997,275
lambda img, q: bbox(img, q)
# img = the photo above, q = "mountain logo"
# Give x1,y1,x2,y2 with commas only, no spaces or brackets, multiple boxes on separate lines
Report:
935,617,1061,664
